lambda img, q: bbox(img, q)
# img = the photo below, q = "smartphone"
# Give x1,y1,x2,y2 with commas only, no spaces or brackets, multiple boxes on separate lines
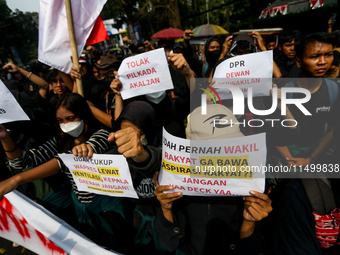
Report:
330,13,337,25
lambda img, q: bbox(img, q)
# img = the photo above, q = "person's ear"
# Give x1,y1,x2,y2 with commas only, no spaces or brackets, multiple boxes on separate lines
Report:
296,57,302,68
278,44,282,51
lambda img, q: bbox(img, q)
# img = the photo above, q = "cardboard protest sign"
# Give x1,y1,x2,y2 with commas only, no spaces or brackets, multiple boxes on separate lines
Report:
158,128,266,196
58,154,138,199
213,51,273,99
118,48,173,99
0,80,29,124
2,190,120,255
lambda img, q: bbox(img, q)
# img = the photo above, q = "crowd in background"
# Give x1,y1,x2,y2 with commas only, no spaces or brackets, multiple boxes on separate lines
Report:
0,16,340,255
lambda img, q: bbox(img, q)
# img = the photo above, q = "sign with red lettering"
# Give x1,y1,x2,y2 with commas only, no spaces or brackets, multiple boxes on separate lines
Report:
58,154,138,199
158,128,266,196
213,51,273,99
2,190,119,255
118,48,173,99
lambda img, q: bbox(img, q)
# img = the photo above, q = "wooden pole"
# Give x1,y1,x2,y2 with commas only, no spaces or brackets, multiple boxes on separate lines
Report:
64,0,84,97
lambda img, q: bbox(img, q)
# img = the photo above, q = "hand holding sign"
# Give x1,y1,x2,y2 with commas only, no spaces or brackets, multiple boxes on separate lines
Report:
153,171,182,210
110,73,122,95
108,127,150,163
0,175,19,202
168,53,192,76
0,124,8,140
243,190,272,222
72,143,94,159
153,171,182,223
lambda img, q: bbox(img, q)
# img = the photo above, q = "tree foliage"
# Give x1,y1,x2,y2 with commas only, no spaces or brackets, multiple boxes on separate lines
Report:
101,0,270,40
0,1,39,64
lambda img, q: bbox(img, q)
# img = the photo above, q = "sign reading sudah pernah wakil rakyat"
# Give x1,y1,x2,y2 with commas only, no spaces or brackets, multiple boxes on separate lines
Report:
158,128,266,196
118,48,174,99
58,154,138,199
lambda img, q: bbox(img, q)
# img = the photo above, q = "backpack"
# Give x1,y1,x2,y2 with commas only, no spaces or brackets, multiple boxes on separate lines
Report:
286,79,340,249
301,179,340,249
284,78,339,108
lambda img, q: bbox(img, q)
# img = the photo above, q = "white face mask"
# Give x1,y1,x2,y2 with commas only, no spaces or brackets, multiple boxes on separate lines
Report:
145,91,166,104
60,120,84,138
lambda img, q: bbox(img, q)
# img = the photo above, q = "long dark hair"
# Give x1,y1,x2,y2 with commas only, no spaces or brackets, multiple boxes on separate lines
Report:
55,93,99,151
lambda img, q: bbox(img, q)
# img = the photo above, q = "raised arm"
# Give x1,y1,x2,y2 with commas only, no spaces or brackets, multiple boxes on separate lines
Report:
58,70,75,93
109,72,124,121
0,124,22,160
3,62,49,98
0,158,60,201
168,53,196,93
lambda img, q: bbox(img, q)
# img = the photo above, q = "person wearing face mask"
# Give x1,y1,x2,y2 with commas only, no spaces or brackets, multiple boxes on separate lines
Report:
182,29,232,78
0,93,137,251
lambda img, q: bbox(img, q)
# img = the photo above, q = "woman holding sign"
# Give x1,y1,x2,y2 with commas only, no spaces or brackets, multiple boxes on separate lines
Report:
0,93,129,251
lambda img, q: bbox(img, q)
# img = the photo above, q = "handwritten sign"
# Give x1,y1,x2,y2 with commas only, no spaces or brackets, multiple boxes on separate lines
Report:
58,154,138,199
0,80,29,123
158,128,266,196
213,51,273,99
118,48,174,99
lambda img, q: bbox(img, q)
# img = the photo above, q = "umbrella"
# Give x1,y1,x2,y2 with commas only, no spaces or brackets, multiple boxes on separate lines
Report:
193,24,229,37
151,28,184,40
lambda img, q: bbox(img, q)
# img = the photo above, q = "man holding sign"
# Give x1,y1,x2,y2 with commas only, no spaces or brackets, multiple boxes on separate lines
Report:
153,105,272,255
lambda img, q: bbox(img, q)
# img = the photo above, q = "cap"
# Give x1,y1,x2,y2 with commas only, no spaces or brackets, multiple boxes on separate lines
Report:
186,104,244,140
94,55,121,70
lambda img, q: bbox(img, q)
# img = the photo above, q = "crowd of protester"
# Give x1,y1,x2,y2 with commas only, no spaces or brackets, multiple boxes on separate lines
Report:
1,16,340,255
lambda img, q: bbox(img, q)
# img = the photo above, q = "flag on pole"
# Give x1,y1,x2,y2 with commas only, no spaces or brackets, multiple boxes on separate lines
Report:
0,190,121,255
86,15,109,46
38,0,107,74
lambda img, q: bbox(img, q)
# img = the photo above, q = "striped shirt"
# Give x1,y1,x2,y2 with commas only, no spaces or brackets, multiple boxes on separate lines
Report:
9,129,113,203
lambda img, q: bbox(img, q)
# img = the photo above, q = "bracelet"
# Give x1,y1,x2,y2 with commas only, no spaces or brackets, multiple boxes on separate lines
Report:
309,156,317,162
4,143,17,153
27,72,32,79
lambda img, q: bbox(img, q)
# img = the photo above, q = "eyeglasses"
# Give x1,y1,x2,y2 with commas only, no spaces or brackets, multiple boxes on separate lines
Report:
51,78,65,84
98,70,115,78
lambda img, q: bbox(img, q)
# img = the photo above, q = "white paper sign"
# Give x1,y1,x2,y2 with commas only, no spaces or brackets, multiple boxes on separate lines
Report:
159,128,266,197
213,51,273,99
118,48,174,99
0,80,30,123
58,154,138,199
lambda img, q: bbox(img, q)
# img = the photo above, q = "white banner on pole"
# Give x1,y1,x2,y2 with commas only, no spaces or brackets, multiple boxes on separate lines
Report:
38,0,107,73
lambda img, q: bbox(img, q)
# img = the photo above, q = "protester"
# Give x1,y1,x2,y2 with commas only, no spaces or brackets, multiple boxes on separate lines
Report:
182,29,230,78
153,104,272,254
3,62,49,98
265,35,276,51
273,30,302,78
0,93,127,250
268,32,340,254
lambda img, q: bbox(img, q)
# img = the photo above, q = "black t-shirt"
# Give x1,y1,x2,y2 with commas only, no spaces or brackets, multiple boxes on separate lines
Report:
290,79,334,147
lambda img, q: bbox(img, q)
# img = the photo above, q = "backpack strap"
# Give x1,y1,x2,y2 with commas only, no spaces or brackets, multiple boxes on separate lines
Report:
324,79,339,109
283,80,297,101
202,62,209,77
301,178,336,215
